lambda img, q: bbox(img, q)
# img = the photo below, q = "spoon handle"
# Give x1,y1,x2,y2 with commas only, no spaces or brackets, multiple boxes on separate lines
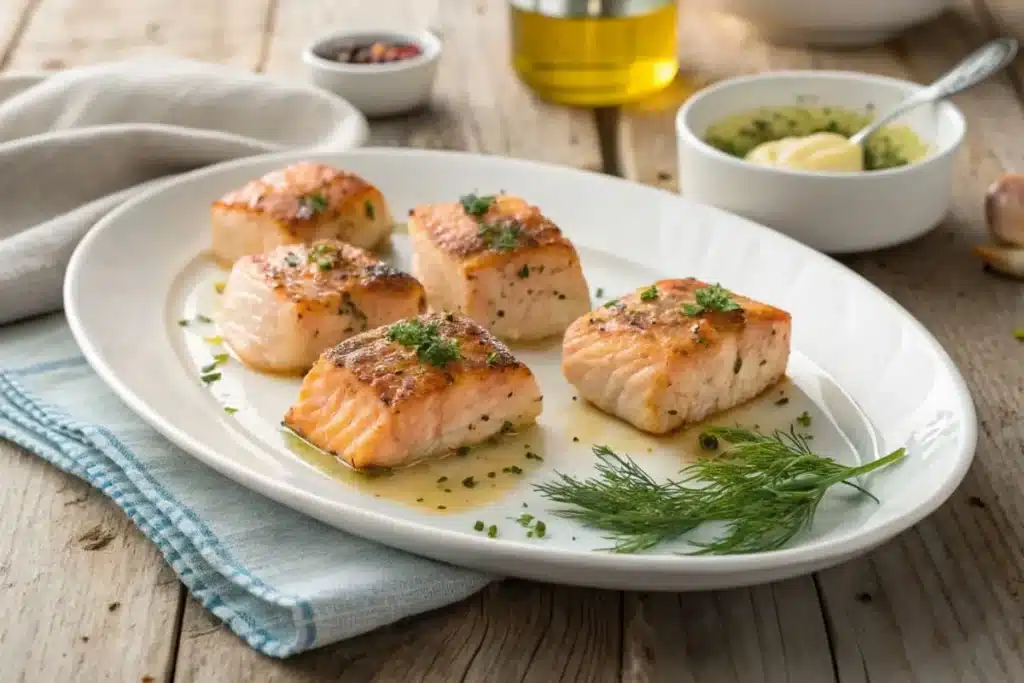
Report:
848,38,1018,146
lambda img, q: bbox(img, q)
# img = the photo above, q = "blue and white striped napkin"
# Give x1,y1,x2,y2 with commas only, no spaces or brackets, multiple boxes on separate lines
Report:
0,314,491,657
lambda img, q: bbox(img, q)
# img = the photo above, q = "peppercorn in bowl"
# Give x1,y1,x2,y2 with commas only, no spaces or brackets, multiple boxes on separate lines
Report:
303,28,442,117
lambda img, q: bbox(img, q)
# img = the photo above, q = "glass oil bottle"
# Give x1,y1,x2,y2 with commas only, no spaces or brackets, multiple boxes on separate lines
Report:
509,0,679,106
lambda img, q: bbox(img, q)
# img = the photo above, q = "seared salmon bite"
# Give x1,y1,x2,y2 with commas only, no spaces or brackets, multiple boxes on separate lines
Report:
562,279,791,435
408,194,590,341
283,313,543,469
219,239,425,374
211,162,392,265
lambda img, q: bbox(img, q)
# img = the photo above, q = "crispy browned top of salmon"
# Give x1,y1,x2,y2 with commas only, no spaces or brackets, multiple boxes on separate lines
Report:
253,239,420,310
214,162,379,227
322,312,525,406
409,195,575,266
583,278,791,354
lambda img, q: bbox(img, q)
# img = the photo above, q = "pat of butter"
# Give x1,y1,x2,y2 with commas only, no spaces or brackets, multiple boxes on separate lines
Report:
745,132,864,172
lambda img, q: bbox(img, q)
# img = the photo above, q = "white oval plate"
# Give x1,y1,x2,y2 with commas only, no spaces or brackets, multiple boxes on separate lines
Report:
65,149,976,591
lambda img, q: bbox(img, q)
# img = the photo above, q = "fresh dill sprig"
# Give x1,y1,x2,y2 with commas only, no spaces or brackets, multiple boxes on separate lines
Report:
534,426,906,555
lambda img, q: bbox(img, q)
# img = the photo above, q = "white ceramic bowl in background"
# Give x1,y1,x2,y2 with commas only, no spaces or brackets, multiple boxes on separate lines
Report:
303,29,441,118
714,0,951,46
676,72,966,254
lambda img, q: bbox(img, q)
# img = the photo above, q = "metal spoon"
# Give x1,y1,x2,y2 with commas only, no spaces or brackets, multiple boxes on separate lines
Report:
848,38,1019,148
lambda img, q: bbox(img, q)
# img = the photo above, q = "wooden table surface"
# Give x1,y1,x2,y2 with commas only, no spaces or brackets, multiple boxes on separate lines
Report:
2,1,1023,681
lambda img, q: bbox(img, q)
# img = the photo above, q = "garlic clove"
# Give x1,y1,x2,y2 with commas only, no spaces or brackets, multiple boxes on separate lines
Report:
985,173,1024,248
974,243,1024,279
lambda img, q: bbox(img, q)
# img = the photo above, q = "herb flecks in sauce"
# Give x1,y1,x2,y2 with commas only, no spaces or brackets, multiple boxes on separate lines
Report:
386,319,461,368
639,284,659,301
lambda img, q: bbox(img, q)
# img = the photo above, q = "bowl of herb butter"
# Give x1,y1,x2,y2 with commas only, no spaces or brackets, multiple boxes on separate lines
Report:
676,71,965,253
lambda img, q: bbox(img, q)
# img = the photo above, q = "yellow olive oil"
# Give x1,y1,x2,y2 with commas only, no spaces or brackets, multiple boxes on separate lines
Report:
510,0,679,106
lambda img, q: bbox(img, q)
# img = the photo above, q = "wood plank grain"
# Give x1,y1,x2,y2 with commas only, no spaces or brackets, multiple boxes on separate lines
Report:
174,1,610,680
0,442,181,683
619,4,1024,681
176,582,620,683
622,580,835,683
5,0,273,71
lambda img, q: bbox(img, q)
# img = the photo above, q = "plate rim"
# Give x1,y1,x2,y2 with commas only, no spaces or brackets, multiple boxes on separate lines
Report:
63,146,978,581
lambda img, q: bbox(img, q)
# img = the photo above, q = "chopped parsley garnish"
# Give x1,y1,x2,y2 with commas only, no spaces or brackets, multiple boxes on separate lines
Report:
516,513,534,527
603,299,620,308
200,371,222,384
308,243,337,271
474,520,485,531
639,285,659,301
223,406,239,415
387,319,460,368
387,321,460,368
486,352,499,366
595,287,604,298
518,264,530,278
487,524,498,538
478,220,523,251
298,192,329,216
364,200,375,220
796,411,812,427
500,420,516,434
177,319,189,327
682,283,742,316
459,193,495,217
284,252,301,267
775,397,790,406
1015,328,1024,341
203,335,223,344
524,451,543,461
462,476,477,489
534,521,547,538
503,465,523,475
196,314,213,323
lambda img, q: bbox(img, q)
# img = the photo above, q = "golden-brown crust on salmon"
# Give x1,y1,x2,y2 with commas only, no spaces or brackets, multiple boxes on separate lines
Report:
322,312,524,407
214,162,381,231
409,195,574,266
585,278,790,354
254,239,424,315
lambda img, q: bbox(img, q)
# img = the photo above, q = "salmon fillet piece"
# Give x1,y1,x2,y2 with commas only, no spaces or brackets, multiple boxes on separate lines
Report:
283,312,544,469
211,162,392,265
562,278,792,435
219,239,425,374
408,194,591,340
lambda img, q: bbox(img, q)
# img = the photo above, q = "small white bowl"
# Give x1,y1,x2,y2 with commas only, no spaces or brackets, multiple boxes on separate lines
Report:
676,71,966,254
714,0,951,47
302,29,441,118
